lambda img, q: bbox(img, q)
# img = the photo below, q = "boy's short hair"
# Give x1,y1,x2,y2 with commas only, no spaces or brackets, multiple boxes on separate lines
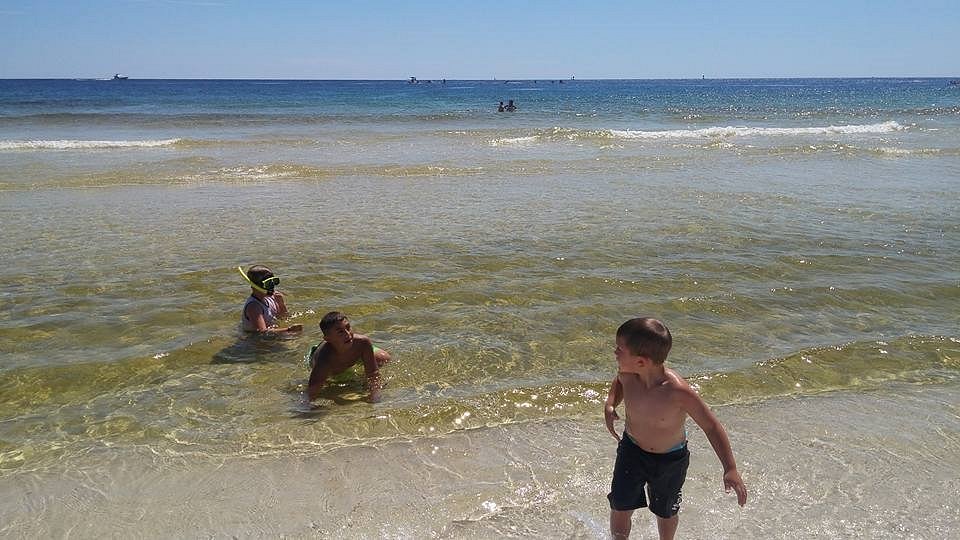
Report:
319,311,349,334
617,318,672,364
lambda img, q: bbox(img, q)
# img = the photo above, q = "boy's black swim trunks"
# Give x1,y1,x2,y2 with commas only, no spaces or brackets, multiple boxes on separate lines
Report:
607,433,690,518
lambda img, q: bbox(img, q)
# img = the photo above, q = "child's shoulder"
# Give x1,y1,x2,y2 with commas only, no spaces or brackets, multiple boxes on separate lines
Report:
664,367,687,383
311,341,331,357
663,368,709,408
352,333,374,346
664,368,698,393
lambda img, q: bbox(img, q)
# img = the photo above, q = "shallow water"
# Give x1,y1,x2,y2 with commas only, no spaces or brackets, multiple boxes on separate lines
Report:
0,79,958,536
1,384,957,538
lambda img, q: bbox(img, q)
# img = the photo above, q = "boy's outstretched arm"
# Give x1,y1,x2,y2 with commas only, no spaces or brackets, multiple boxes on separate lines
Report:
680,387,748,506
604,376,623,441
360,342,382,403
306,354,328,401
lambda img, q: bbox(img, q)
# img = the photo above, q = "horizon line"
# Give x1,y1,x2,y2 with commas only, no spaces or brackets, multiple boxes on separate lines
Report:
2,75,959,81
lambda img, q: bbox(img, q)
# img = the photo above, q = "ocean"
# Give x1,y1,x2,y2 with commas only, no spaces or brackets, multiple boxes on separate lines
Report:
0,78,958,538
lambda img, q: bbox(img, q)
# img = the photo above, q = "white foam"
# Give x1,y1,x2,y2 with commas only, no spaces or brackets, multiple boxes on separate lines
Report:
178,166,298,183
490,135,538,147
0,139,182,150
609,121,906,139
871,146,940,155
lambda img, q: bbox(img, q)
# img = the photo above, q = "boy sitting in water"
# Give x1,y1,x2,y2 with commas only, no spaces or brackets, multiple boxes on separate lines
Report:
307,311,391,403
604,317,747,540
238,264,303,334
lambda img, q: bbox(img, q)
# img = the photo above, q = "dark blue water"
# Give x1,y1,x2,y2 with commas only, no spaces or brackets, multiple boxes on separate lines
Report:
2,78,958,122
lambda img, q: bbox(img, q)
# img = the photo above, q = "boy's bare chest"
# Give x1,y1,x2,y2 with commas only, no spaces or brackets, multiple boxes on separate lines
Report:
622,381,683,426
319,345,362,370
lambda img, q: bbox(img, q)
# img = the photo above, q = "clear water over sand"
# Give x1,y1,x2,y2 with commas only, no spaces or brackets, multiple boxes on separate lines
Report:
0,79,958,537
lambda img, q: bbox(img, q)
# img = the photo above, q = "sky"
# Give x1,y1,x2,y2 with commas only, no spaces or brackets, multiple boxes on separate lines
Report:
2,0,958,79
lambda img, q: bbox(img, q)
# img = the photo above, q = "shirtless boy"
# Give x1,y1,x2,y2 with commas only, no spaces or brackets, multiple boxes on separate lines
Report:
307,311,391,403
604,317,747,539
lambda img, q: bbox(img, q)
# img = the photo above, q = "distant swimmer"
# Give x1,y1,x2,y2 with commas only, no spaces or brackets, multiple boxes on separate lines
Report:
238,264,302,334
504,99,516,112
498,101,505,112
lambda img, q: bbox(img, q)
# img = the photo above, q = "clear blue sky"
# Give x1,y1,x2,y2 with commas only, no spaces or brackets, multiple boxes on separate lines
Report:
2,0,958,79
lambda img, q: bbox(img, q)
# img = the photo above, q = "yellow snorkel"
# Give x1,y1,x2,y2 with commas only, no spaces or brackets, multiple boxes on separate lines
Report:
238,266,271,294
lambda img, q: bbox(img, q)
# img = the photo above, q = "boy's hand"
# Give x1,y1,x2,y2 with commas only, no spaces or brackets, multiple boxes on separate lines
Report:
723,469,747,506
604,404,621,441
286,324,303,332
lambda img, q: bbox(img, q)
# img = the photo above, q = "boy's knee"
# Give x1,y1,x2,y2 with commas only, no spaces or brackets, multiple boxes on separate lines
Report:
610,509,633,538
375,349,391,366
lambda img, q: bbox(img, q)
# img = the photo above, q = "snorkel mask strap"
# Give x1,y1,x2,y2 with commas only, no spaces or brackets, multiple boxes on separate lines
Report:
238,266,271,294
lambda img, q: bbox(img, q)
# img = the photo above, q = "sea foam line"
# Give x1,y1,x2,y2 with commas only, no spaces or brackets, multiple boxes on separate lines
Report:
609,121,906,139
0,138,182,150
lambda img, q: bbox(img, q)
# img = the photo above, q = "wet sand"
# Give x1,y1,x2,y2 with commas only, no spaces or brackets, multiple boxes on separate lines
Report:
2,382,956,539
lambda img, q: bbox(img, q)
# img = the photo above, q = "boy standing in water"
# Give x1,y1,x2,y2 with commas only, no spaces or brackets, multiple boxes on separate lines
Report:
238,265,303,334
307,311,391,403
604,317,747,540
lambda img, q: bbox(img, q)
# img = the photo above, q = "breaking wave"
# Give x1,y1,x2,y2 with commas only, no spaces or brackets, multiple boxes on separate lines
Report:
0,138,183,150
489,121,908,146
610,121,907,139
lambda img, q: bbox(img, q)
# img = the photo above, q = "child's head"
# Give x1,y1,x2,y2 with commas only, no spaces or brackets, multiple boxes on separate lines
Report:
320,311,353,342
244,264,280,294
319,311,354,346
319,311,348,334
616,317,672,364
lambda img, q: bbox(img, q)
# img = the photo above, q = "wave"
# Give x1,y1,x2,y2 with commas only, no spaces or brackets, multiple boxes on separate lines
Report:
486,122,910,147
608,121,906,139
489,135,539,146
0,162,491,190
0,334,955,470
183,163,486,182
867,146,952,156
1,334,953,418
724,143,960,158
0,138,182,150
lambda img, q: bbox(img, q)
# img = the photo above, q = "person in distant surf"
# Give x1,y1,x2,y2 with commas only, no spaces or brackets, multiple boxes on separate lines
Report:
497,101,505,112
504,99,516,112
306,311,391,403
604,317,747,540
238,264,303,334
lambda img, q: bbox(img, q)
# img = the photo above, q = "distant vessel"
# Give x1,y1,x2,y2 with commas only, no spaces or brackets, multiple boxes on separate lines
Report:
112,74,128,80
408,76,418,84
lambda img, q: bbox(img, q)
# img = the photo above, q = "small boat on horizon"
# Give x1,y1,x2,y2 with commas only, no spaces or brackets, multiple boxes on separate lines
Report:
112,73,129,80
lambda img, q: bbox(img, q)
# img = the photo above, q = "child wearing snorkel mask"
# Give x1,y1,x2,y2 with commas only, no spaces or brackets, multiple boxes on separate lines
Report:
239,264,303,334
